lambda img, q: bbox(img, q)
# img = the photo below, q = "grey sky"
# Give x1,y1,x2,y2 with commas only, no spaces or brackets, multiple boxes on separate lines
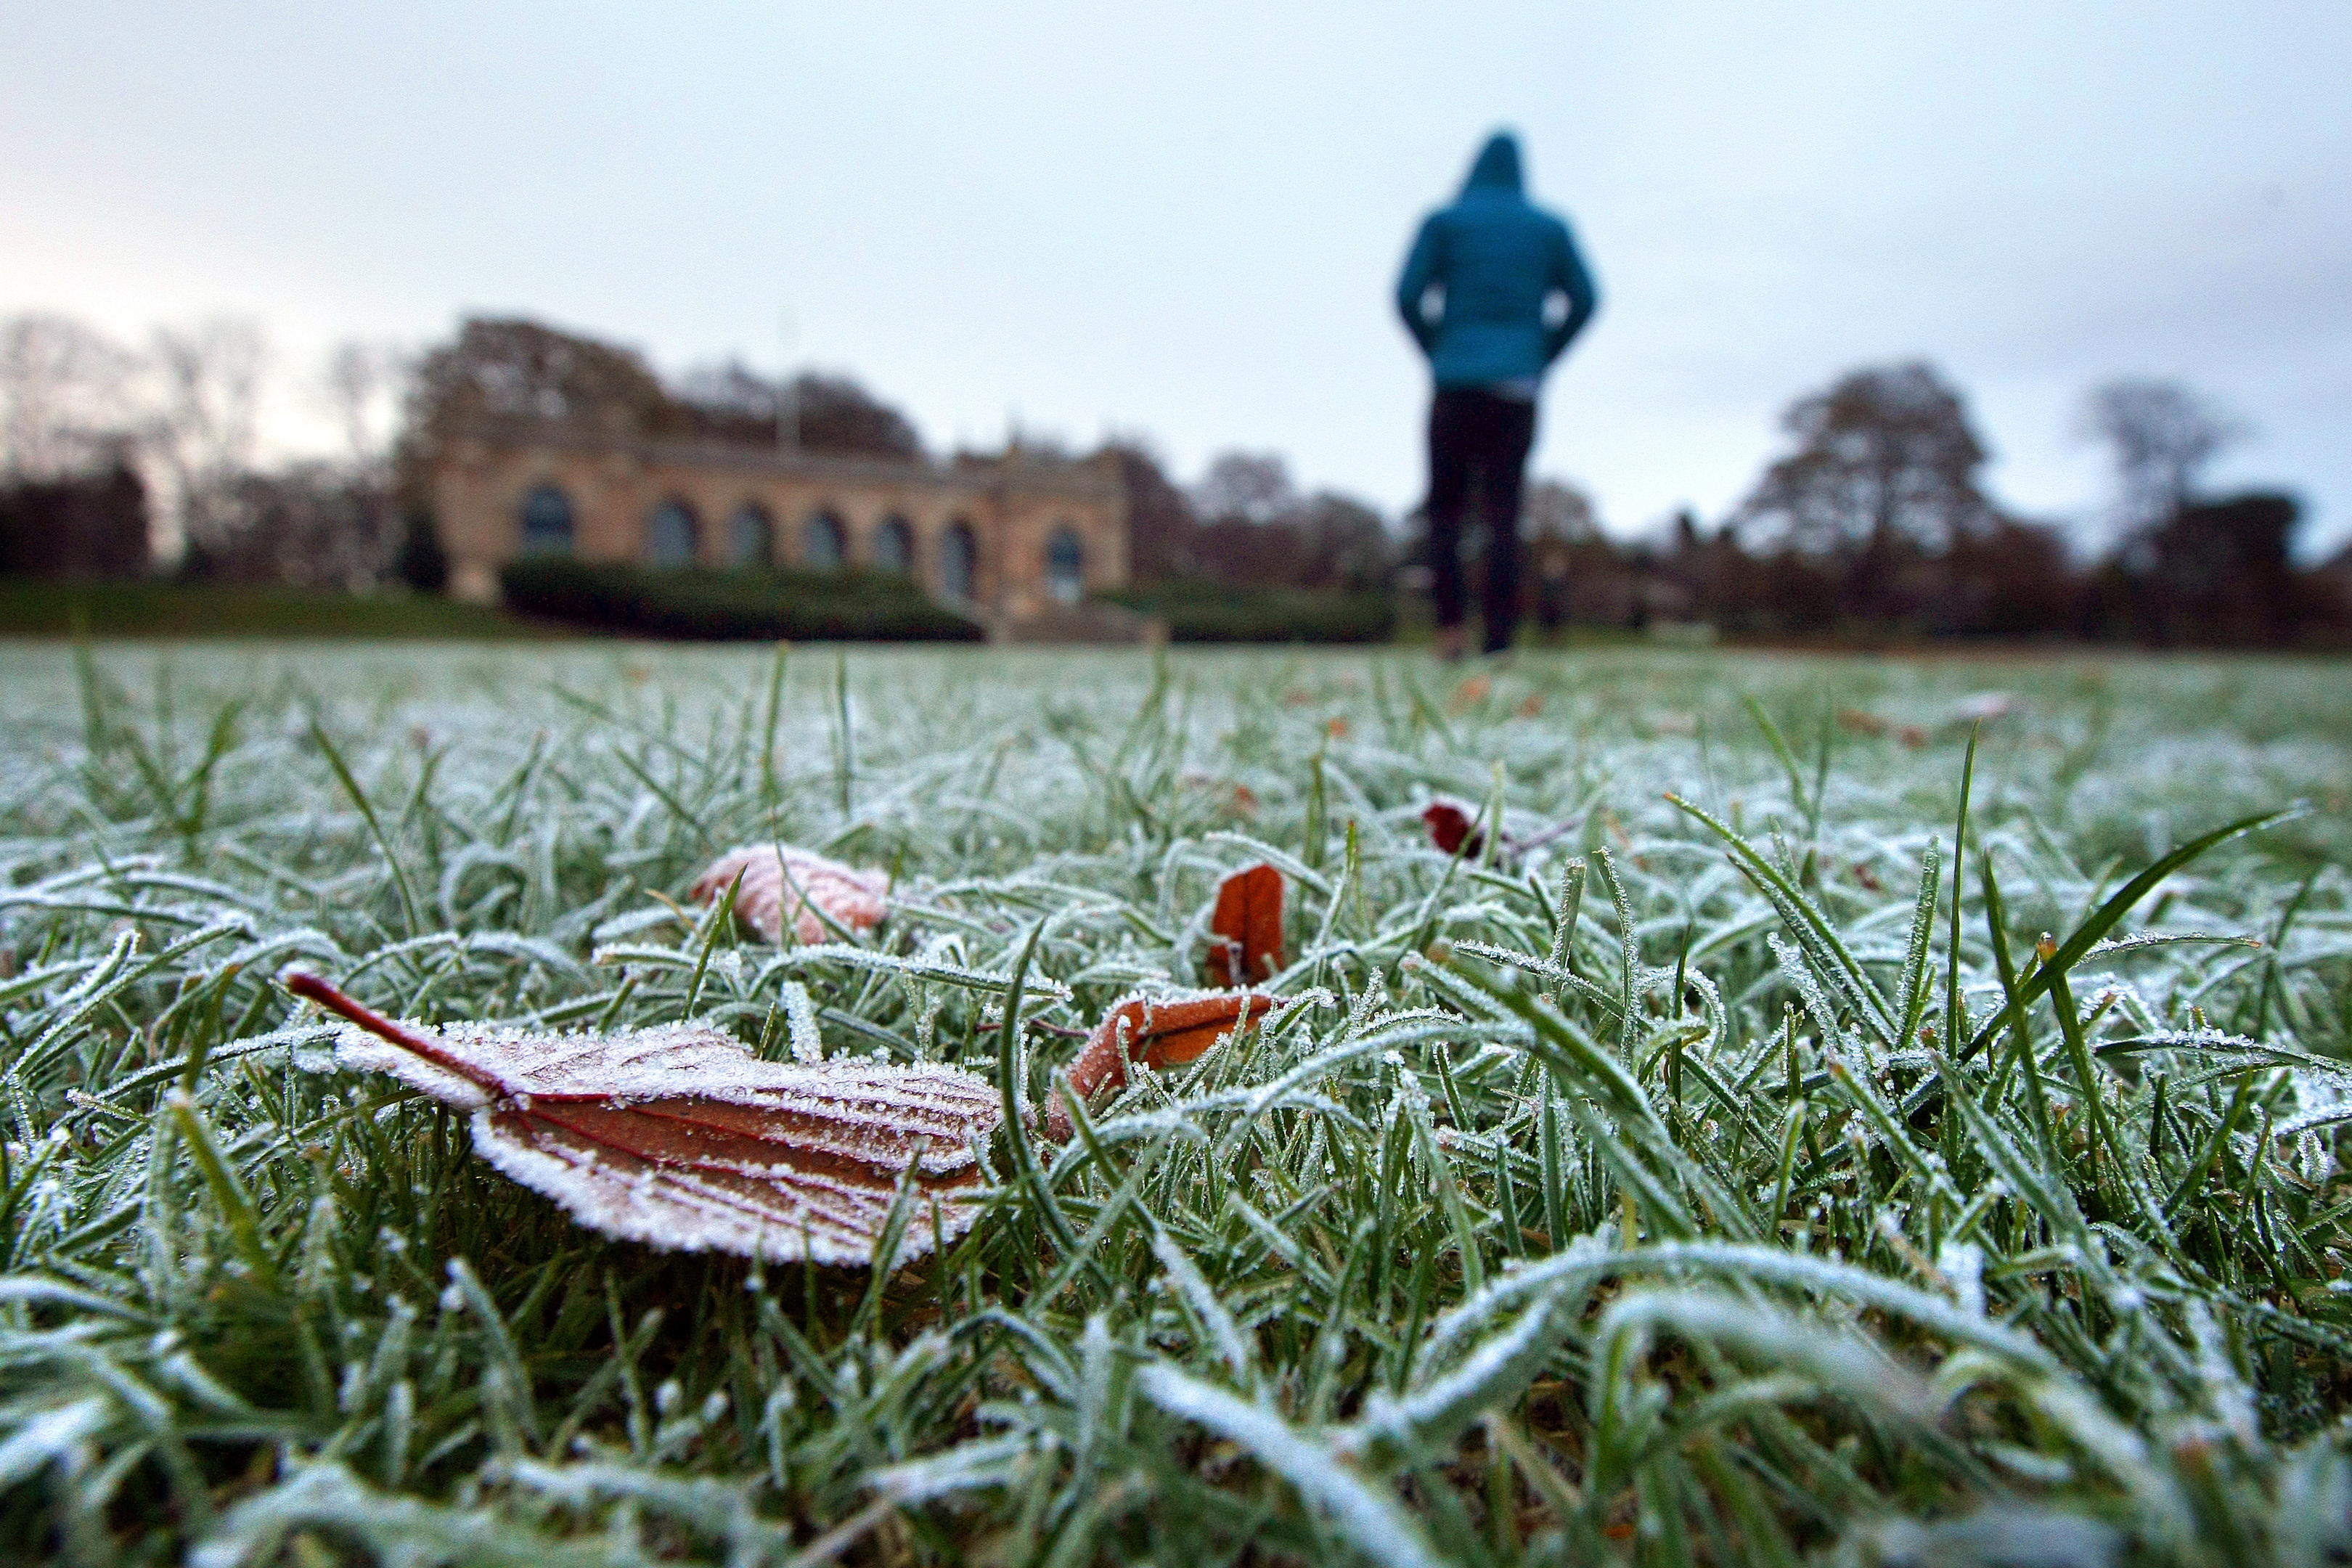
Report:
5,2,2348,553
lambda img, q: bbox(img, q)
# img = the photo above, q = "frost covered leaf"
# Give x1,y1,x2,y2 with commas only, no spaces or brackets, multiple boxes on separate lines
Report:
1205,862,1284,987
1044,989,1281,1140
284,973,998,1266
691,844,889,945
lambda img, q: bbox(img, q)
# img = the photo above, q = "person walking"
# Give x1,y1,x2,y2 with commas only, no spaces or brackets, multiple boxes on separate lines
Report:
1396,131,1598,658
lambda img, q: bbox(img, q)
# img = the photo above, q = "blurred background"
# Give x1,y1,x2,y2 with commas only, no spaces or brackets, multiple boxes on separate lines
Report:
2,1,2347,645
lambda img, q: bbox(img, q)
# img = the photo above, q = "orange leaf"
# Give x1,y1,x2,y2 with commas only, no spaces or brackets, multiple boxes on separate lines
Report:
1206,862,1284,987
285,973,999,1266
1045,989,1280,1140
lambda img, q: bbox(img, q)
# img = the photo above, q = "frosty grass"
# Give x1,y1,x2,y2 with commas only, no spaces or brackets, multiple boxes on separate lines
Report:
2,640,2350,1566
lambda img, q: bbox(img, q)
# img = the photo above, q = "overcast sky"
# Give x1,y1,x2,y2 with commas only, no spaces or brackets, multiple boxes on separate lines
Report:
5,2,2348,553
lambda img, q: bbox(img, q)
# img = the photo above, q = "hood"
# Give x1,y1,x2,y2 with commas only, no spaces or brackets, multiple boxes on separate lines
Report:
1461,132,1523,196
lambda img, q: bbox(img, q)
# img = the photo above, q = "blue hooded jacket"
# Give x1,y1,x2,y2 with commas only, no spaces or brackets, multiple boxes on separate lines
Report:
1395,133,1598,390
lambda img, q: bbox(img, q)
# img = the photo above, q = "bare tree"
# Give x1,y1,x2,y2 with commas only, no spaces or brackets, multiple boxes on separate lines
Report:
1733,362,1997,559
319,340,407,473
150,318,269,564
2082,379,2242,534
1191,452,1296,526
1523,478,1601,543
0,313,140,479
1726,362,2004,626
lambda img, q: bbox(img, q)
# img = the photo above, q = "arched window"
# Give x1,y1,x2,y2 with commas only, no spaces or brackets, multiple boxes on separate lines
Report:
940,522,978,603
644,499,699,567
1046,525,1085,604
872,515,914,576
728,502,774,568
804,509,846,571
519,485,574,555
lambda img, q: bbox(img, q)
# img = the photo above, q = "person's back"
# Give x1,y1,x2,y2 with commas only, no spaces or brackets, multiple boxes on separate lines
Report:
1397,132,1597,656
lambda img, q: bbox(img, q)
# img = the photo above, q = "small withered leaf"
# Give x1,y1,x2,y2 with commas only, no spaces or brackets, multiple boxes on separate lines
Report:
1421,801,1577,864
1044,989,1281,1141
1422,801,1483,858
284,973,999,1267
693,844,889,946
1205,862,1284,987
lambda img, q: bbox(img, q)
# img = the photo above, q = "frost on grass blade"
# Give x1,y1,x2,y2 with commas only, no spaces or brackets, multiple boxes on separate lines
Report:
1205,862,1284,987
1044,988,1283,1141
691,844,888,946
282,973,1000,1267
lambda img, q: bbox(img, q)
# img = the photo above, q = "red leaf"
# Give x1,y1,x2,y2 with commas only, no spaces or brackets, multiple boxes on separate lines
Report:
1206,862,1285,987
692,844,888,946
1044,989,1281,1141
1422,801,1483,858
284,973,999,1266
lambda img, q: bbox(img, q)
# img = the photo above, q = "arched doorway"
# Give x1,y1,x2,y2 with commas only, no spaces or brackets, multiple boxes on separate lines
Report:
728,502,774,568
872,514,915,576
804,509,846,571
519,485,574,555
940,521,978,603
1046,525,1085,604
645,498,699,567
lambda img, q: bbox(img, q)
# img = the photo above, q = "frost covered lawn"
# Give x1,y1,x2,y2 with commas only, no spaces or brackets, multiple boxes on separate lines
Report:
1,640,2349,1566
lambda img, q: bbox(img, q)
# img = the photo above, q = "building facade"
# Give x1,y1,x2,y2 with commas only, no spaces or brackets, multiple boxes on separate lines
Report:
430,419,1129,629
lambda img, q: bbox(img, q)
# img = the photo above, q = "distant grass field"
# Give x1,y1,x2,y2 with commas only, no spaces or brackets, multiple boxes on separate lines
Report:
1,642,2348,1565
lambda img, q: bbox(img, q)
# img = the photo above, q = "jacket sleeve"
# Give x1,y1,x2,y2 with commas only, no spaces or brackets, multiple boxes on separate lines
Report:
1394,214,1445,356
1540,219,1599,366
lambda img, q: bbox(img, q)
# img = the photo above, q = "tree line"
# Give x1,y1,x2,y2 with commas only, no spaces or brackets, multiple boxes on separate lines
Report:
1500,364,2350,648
1108,362,2349,649
4,309,2347,646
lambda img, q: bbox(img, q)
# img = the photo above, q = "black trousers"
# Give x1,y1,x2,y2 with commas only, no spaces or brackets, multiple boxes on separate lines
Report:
1426,388,1537,653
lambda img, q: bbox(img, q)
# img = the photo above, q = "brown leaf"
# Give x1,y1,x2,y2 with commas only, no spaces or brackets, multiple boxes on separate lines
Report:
693,844,888,945
1206,862,1284,987
1044,989,1281,1141
285,973,999,1266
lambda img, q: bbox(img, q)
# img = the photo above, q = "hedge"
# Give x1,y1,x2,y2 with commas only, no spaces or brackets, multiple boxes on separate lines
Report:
499,560,984,642
1102,584,1396,644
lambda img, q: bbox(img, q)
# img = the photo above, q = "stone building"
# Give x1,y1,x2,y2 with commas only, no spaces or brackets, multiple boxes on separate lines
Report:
430,417,1130,632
